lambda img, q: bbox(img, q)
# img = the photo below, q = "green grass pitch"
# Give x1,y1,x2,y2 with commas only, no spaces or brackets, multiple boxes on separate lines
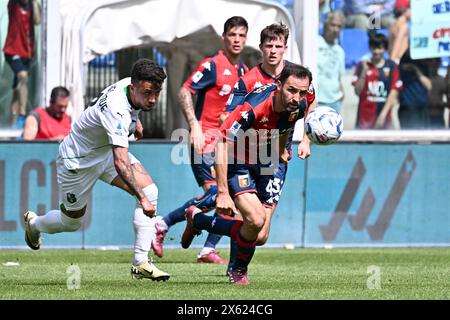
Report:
0,248,449,300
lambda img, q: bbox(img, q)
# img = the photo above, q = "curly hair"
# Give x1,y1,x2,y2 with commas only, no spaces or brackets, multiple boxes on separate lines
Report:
130,59,166,89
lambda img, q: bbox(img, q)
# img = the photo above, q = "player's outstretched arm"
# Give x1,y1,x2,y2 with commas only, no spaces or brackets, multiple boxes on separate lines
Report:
112,146,155,217
178,86,204,150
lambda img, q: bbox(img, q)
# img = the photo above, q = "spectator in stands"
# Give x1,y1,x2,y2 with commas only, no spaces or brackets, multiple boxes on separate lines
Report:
317,11,346,112
426,58,447,128
343,0,396,30
352,32,402,129
3,0,41,129
23,86,71,141
388,0,410,64
398,50,432,129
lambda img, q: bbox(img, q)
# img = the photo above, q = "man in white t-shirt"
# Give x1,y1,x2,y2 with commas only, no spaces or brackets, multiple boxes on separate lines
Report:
23,59,170,281
317,11,346,113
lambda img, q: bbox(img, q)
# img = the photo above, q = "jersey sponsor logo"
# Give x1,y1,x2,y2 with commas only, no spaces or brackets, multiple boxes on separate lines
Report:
238,174,250,188
367,81,387,100
219,84,232,96
223,69,232,76
202,61,211,71
229,121,242,136
192,71,204,83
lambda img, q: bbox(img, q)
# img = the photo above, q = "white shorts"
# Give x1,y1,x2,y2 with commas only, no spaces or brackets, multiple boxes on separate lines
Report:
57,151,140,211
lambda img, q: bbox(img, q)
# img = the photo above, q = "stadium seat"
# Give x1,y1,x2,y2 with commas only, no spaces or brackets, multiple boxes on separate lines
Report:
340,28,389,69
90,52,116,68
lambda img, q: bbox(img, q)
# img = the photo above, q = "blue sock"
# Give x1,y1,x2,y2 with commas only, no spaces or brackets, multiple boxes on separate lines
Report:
233,231,256,271
163,186,218,227
193,213,237,236
203,213,222,248
227,238,239,272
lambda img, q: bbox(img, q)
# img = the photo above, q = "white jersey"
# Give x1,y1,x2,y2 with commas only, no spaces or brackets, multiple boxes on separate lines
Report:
59,78,140,170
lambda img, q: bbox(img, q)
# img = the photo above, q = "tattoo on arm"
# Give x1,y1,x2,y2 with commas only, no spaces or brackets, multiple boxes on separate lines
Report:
178,87,197,127
113,147,145,200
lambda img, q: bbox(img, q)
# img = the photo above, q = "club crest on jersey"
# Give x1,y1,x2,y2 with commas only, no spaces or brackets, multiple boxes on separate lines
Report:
238,174,250,188
288,110,299,122
192,71,204,83
383,67,391,78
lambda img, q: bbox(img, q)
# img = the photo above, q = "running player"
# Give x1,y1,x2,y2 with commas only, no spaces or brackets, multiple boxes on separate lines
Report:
183,63,314,285
23,59,170,281
221,23,317,273
151,16,248,264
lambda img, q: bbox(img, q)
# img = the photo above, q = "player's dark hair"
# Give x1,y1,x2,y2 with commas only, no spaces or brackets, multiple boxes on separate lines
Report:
223,16,248,34
130,58,166,89
368,31,388,50
50,86,70,102
260,22,289,45
279,63,312,85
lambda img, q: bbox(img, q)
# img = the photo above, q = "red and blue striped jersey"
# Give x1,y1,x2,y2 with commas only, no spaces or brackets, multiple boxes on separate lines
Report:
219,83,308,164
352,59,403,129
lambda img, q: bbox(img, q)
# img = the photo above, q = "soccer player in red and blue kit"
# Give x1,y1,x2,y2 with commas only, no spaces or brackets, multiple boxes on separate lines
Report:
352,32,403,129
152,16,249,264
182,63,314,285
221,23,317,274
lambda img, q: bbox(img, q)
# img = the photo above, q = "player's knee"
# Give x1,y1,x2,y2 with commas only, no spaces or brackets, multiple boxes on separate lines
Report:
247,214,265,233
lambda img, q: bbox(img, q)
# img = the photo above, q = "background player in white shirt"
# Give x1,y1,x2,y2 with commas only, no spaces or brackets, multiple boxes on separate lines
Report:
23,59,170,281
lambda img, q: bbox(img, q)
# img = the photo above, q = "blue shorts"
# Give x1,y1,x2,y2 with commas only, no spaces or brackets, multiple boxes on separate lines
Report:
4,54,31,89
227,163,276,208
190,146,215,187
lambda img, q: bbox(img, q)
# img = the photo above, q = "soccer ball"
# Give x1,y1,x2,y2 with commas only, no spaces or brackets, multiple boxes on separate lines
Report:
305,106,343,145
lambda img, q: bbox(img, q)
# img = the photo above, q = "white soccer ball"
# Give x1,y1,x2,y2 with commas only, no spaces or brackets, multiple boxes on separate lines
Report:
305,106,343,145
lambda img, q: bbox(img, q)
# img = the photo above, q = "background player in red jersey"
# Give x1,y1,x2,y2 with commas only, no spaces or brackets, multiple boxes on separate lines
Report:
182,63,314,285
352,32,403,129
3,0,41,128
152,16,249,264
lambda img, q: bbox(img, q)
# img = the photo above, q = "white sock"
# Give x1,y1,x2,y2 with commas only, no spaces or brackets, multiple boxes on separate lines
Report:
199,247,215,257
31,210,82,234
133,184,158,266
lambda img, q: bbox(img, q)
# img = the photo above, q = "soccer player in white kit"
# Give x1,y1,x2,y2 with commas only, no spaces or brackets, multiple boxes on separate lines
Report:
23,59,170,281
